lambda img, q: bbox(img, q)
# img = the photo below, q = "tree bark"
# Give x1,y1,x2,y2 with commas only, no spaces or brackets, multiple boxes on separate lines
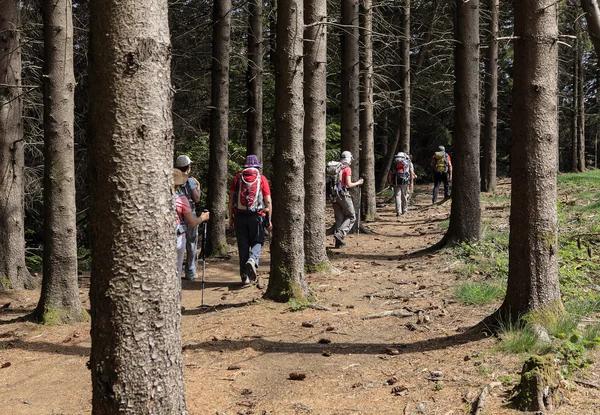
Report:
481,0,498,192
577,20,586,172
359,0,376,221
303,0,330,272
571,32,579,172
247,0,263,161
0,0,33,290
443,0,481,245
88,0,187,412
581,0,600,60
33,0,85,323
340,0,361,224
207,0,231,256
491,0,562,322
266,0,309,302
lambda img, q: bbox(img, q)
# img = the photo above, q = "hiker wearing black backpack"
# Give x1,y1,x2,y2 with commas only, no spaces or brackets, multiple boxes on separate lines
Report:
387,152,415,216
175,155,202,280
430,145,453,203
326,151,363,248
228,155,273,285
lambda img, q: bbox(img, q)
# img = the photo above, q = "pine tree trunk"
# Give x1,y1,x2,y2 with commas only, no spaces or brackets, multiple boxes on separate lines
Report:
359,0,376,221
481,0,498,192
207,0,231,256
444,0,481,244
495,0,562,320
398,0,411,154
266,0,309,302
304,0,330,272
88,0,187,412
0,0,33,290
247,0,263,161
571,34,579,172
577,20,586,172
33,0,84,323
581,0,600,60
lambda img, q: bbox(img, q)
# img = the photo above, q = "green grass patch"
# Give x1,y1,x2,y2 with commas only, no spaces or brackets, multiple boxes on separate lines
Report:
453,280,505,305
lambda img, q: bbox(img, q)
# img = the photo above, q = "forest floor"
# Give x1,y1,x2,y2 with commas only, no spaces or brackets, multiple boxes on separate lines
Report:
2,180,600,415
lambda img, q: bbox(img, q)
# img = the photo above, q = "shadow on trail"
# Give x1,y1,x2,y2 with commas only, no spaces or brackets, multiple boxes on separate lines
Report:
0,339,90,356
182,300,257,316
182,280,242,290
183,329,486,355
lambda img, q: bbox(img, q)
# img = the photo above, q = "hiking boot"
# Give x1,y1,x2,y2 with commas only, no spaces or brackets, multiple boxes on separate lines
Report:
334,234,346,248
241,275,250,285
184,275,198,281
246,259,257,282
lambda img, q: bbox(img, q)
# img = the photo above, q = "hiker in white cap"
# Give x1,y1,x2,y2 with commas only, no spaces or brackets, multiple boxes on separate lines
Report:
332,151,363,248
175,155,201,280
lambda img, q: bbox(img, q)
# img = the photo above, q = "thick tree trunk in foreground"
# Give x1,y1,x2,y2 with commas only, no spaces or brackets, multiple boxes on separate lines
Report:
481,0,498,192
581,0,600,60
0,0,33,290
89,0,187,412
247,0,263,161
266,0,309,302
303,0,330,272
489,0,562,323
207,0,231,256
33,0,85,324
442,0,481,245
359,0,376,221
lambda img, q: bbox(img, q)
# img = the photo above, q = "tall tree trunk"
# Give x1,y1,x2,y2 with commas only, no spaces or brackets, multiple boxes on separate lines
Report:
33,0,84,323
207,0,231,256
377,0,410,193
0,0,33,290
481,0,498,192
303,0,330,272
359,0,376,221
571,33,579,172
442,0,481,245
581,0,600,60
489,0,562,323
398,0,411,154
266,0,309,301
577,20,586,172
88,0,187,412
247,0,263,161
341,0,361,223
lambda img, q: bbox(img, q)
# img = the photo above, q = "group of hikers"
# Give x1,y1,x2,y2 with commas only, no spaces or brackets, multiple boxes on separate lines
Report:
173,146,452,286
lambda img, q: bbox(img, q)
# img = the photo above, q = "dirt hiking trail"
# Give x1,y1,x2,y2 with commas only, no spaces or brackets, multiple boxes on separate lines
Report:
1,181,600,415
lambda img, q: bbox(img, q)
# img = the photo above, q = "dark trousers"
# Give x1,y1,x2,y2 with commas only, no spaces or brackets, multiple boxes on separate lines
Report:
432,172,449,203
235,213,265,277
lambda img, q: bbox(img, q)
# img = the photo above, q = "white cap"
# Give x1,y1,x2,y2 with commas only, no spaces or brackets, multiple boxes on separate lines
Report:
175,155,192,168
340,151,353,163
396,152,407,158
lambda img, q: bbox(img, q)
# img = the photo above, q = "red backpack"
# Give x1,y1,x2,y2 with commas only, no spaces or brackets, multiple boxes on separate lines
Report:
234,168,264,213
392,154,411,185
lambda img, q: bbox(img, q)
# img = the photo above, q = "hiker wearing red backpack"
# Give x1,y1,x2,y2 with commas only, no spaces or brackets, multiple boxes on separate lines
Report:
332,151,364,248
430,145,452,203
387,152,415,216
228,155,272,285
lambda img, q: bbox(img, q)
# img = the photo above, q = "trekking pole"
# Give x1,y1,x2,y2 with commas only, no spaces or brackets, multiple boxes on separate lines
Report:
357,185,362,247
201,210,208,307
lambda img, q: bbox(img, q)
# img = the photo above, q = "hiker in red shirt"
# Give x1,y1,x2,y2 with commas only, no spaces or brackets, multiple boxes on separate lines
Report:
228,155,272,285
332,151,363,248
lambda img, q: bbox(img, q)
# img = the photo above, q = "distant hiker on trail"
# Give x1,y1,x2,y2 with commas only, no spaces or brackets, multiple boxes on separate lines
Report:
326,151,364,248
175,155,202,280
228,155,273,285
430,145,452,204
388,152,416,216
174,169,209,281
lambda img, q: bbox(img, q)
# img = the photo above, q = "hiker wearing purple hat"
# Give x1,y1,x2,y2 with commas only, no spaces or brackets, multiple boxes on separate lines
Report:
228,155,272,285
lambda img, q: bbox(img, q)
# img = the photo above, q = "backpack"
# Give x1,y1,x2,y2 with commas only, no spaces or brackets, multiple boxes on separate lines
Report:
392,155,411,185
326,161,344,199
234,168,264,213
434,151,449,173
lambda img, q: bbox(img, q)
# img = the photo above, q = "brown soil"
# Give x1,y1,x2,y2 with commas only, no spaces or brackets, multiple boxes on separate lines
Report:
2,181,600,415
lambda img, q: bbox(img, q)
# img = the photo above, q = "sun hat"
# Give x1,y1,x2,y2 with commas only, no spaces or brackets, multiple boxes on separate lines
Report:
244,154,262,169
340,151,353,164
396,152,407,158
438,146,445,152
175,155,192,168
174,168,187,186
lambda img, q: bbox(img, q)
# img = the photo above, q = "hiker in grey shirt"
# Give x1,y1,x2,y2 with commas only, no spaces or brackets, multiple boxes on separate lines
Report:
332,151,363,248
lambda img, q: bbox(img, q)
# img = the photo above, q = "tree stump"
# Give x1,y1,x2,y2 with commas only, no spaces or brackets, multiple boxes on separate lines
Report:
511,355,564,412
